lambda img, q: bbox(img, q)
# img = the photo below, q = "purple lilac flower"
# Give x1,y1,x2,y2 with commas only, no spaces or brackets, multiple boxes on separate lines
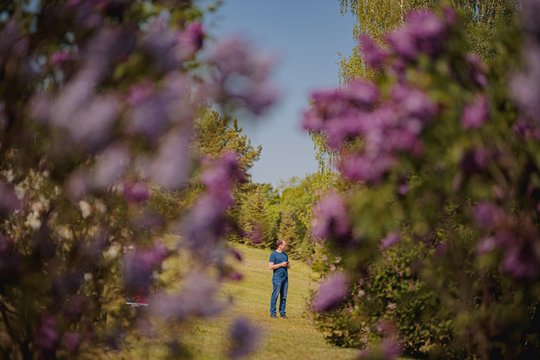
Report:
511,44,540,121
359,34,388,70
386,27,418,61
476,237,497,255
149,273,225,320
406,10,447,56
35,314,60,356
381,336,402,360
312,194,352,243
92,143,130,189
180,194,229,259
123,181,150,203
522,0,540,38
50,50,73,67
466,53,488,88
386,10,448,61
127,81,154,106
128,73,194,141
380,232,400,250
473,202,505,229
302,109,325,132
461,95,489,129
178,22,205,60
496,219,540,279
323,114,366,150
69,95,120,150
340,152,395,184
512,118,540,139
62,332,83,353
342,79,380,108
201,151,244,197
143,17,180,72
122,242,170,296
390,84,438,124
209,37,278,116
312,272,349,312
228,318,261,359
145,130,191,190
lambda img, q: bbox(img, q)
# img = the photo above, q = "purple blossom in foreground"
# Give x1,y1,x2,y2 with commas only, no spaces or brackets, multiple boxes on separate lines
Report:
143,18,180,72
390,84,438,124
145,130,191,190
466,53,488,88
386,10,449,61
149,273,225,320
178,22,205,59
228,318,261,359
127,81,154,106
522,0,540,39
380,232,400,250
180,194,229,258
127,73,194,141
359,34,388,70
92,143,130,189
209,37,279,116
473,202,505,229
312,272,349,312
201,152,244,197
35,314,60,356
513,118,540,139
123,181,150,203
50,50,73,67
461,95,489,129
62,332,82,353
340,152,396,184
122,242,170,296
180,152,243,259
312,194,352,244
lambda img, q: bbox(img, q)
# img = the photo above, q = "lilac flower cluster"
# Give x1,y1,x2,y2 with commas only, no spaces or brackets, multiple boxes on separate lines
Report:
180,152,244,260
227,318,261,359
0,0,280,357
304,8,493,185
511,0,540,124
303,78,438,183
473,202,540,279
359,9,455,71
312,272,350,312
312,193,353,245
122,241,170,297
209,37,279,116
149,273,225,321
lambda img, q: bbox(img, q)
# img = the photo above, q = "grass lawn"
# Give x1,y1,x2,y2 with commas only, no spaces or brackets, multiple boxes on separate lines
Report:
179,244,358,360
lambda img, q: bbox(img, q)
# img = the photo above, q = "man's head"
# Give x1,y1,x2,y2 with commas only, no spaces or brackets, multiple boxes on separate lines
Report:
275,239,287,251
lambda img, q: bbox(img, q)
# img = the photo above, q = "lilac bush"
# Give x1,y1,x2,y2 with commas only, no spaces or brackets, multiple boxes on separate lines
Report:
0,1,275,357
308,3,540,358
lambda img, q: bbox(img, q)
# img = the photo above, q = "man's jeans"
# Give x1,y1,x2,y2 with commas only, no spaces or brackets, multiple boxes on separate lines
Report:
270,276,288,316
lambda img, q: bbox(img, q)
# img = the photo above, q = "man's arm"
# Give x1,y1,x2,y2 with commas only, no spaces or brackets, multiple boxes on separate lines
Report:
268,262,287,270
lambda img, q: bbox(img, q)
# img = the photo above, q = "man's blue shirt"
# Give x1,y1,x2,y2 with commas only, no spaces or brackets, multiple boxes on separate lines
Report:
269,250,288,278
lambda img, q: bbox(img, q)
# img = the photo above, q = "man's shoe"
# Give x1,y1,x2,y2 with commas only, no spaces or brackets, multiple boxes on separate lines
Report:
270,315,277,318
280,315,288,319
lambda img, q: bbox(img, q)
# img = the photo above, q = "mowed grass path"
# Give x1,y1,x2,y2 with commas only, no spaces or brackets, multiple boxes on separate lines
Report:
184,244,357,360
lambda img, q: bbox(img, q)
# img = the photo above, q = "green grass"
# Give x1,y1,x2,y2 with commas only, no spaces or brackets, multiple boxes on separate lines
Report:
180,244,358,360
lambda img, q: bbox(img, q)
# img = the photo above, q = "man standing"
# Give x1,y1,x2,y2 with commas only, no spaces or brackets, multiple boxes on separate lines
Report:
269,239,290,318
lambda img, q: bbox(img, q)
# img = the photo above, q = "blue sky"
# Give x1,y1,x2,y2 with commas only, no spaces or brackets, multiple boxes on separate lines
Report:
205,0,357,186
